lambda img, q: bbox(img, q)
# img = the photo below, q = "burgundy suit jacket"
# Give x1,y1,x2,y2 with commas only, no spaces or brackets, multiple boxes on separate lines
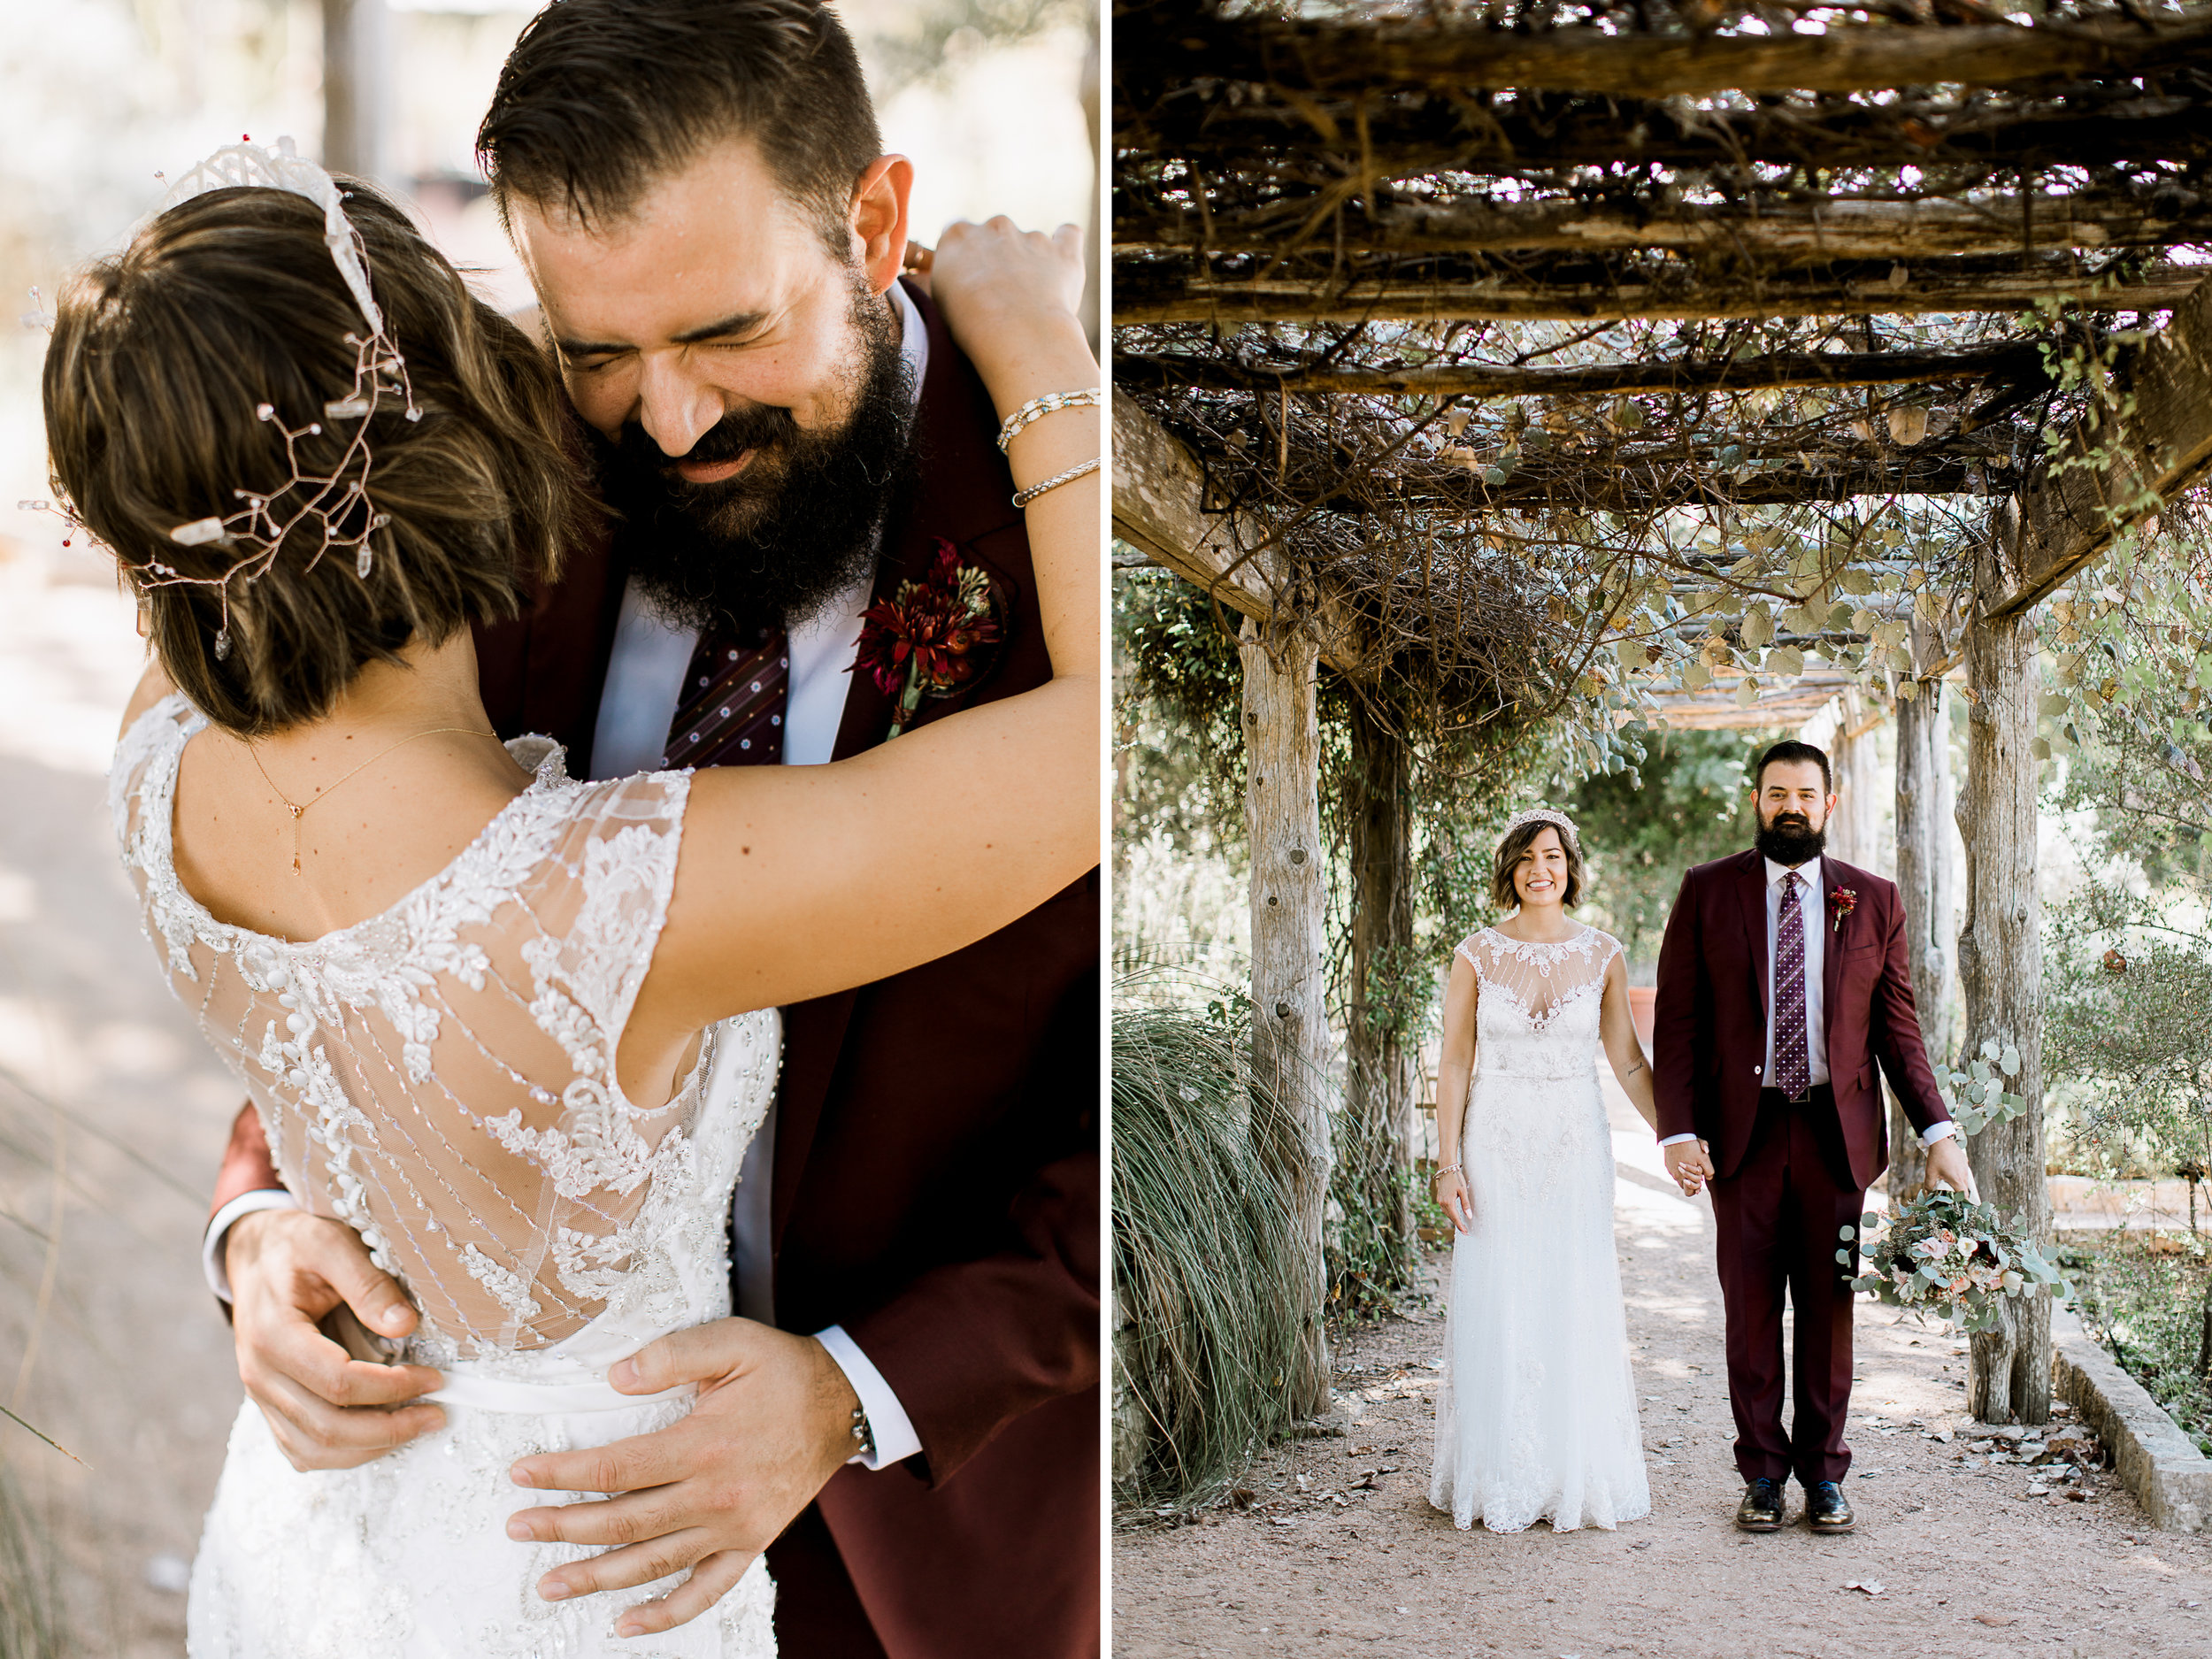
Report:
209,282,1101,1659
1650,848,1949,1192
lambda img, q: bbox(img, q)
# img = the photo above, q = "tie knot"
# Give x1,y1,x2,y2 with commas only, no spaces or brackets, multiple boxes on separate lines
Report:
1784,869,1802,891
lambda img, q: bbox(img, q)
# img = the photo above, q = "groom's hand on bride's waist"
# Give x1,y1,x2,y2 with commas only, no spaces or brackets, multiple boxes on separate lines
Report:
504,1318,862,1638
226,1209,448,1471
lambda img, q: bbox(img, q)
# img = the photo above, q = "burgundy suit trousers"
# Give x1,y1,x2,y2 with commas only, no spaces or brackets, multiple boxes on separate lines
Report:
1709,1086,1866,1486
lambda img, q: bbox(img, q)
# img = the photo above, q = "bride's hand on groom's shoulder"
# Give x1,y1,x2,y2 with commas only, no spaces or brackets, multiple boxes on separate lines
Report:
503,1317,863,1638
929,216,1090,383
225,1209,446,1471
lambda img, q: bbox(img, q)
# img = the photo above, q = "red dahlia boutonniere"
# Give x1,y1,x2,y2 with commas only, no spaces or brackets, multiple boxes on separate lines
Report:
851,540,1005,739
1829,887,1857,935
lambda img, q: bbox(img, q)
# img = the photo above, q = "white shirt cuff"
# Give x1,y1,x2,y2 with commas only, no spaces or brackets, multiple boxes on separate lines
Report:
1921,1121,1959,1148
1657,1133,1699,1148
203,1188,300,1302
813,1325,924,1470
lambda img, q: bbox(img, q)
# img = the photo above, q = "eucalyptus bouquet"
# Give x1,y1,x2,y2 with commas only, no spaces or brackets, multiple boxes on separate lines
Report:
1846,1188,2070,1334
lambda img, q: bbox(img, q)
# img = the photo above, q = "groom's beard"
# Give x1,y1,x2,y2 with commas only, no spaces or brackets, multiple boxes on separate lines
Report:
590,282,917,633
1756,811,1827,867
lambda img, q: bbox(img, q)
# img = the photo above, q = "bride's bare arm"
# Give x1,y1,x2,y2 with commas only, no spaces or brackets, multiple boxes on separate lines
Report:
1598,954,1661,1133
1432,956,1478,1233
626,220,1098,1064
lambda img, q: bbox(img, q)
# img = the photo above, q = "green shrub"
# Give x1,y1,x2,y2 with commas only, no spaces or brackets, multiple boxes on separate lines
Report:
2068,1235,2212,1456
1111,1004,1307,1511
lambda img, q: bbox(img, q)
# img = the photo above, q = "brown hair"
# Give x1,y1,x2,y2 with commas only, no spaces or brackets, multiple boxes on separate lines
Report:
477,0,882,254
43,183,595,736
1490,819,1586,910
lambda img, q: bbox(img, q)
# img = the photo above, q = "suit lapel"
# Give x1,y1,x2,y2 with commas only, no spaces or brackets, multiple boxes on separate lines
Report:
1736,849,1771,1021
1820,854,1846,1047
771,278,1025,1245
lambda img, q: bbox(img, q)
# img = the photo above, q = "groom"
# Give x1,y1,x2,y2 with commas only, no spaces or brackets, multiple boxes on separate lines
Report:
1652,740,1969,1536
200,4,1097,1655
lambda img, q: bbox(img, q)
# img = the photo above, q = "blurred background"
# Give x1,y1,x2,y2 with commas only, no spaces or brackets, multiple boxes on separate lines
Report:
0,4,1097,1653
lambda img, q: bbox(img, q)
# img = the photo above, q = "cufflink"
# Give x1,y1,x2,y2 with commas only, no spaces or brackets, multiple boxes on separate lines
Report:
849,1404,875,1458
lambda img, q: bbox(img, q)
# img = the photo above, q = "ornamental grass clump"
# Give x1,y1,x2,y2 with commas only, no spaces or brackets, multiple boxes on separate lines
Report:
1849,1188,2069,1334
1112,1003,1307,1515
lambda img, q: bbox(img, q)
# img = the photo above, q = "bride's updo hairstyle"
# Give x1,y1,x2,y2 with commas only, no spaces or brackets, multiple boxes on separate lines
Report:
42,184,595,737
1490,811,1586,910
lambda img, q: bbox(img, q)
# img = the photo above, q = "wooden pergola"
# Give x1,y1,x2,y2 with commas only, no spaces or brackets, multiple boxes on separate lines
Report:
1113,0,2212,1425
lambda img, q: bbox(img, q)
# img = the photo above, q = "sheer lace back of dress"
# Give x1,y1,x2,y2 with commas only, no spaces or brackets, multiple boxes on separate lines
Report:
112,695,772,1358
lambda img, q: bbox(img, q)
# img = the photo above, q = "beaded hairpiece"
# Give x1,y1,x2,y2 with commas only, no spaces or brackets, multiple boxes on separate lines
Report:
21,136,418,663
1503,806,1579,847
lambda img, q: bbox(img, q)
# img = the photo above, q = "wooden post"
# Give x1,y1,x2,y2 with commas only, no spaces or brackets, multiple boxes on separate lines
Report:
322,0,389,183
1822,691,1885,872
1241,615,1333,1418
1344,693,1417,1267
1890,667,1955,1201
1957,533,2051,1425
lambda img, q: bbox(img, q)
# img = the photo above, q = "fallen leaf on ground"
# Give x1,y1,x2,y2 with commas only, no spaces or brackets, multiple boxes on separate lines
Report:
1843,1581,1886,1597
1974,1613,2016,1626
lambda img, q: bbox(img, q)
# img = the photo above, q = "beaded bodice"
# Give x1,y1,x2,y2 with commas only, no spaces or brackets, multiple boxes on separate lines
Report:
112,695,777,1363
1456,925,1621,1081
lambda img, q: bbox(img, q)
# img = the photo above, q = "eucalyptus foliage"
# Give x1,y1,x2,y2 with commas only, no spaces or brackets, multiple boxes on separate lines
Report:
1111,1003,1308,1512
1850,1188,2069,1336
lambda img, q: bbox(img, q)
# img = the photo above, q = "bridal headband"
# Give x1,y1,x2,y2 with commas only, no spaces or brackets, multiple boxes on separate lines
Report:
1503,806,1579,845
23,136,419,662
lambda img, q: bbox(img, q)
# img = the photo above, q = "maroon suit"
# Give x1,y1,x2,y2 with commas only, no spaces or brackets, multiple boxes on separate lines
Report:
209,281,1101,1659
1652,849,1947,1486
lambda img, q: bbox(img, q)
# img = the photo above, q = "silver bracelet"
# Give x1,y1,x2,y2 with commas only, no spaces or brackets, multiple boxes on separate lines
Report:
1010,456,1100,509
996,387,1101,453
1432,1162,1463,1181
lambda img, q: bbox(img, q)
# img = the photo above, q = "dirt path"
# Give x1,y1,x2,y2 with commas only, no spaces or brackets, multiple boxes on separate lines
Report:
1113,1084,2212,1658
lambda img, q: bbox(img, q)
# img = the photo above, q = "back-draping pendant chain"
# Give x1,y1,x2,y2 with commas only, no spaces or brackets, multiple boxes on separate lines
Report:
247,726,500,874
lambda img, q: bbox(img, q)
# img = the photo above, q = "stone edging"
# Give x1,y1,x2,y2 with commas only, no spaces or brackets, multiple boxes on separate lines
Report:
2050,1305,2212,1532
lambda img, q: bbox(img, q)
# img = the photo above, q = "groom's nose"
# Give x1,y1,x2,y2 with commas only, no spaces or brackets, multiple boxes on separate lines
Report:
634,357,726,461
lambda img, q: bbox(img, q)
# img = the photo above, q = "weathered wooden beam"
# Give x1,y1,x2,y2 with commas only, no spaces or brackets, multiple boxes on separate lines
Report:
1959,535,2053,1426
1111,391,1363,665
1118,92,2212,178
1120,3,2212,101
1110,388,1279,625
1984,271,2212,618
1119,189,2212,265
1240,613,1333,1418
1117,342,2049,399
1113,255,2206,326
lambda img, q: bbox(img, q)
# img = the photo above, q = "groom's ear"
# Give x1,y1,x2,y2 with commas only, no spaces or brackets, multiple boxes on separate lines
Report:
849,155,915,298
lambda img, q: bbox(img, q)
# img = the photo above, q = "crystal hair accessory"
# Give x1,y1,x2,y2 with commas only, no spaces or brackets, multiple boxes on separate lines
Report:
1503,806,1579,844
23,136,419,664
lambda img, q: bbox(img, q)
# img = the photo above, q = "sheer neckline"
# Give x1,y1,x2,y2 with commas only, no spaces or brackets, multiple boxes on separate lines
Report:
134,693,572,955
1479,922,1595,954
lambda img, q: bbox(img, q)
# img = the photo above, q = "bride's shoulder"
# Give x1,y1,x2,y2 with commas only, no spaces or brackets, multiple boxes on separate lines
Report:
1452,926,1497,965
1581,925,1626,963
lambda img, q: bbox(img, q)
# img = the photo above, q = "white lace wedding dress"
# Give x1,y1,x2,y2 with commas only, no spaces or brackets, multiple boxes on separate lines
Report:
1429,925,1650,1532
112,695,779,1658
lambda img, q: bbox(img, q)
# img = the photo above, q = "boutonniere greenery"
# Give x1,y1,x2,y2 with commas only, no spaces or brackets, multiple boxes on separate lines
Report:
1829,887,1857,935
852,540,1005,739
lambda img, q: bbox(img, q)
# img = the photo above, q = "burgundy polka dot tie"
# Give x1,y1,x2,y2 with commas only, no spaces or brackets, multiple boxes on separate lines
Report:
660,620,789,770
1774,869,1811,1100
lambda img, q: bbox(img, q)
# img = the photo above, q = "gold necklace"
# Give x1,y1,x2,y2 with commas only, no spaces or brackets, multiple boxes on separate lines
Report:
245,726,501,875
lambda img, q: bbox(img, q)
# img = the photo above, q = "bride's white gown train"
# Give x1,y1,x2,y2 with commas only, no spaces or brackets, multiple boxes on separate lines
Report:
113,695,778,1658
1429,925,1651,1533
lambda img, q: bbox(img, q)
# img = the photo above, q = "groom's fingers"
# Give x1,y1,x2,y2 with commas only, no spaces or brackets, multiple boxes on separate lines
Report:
532,1525,720,1604
257,1313,442,1409
512,1419,701,1495
250,1369,444,1471
616,1549,757,1638
509,1483,687,1549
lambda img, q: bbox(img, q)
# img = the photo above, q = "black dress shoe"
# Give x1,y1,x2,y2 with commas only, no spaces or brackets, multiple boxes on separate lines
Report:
1734,1478,1785,1532
1805,1479,1855,1533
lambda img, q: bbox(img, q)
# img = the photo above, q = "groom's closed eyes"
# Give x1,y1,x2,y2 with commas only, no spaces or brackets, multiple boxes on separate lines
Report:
558,310,774,373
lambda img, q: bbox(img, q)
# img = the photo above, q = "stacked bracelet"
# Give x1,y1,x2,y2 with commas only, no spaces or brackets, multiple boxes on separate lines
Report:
1010,456,1100,509
1431,1162,1463,1182
996,387,1102,453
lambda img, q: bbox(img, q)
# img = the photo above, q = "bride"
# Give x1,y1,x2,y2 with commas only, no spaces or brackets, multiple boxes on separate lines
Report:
44,150,1094,1655
1427,809,1695,1533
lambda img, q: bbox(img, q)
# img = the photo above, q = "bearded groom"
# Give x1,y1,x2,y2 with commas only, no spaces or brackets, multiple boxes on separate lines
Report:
1651,740,1971,1536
